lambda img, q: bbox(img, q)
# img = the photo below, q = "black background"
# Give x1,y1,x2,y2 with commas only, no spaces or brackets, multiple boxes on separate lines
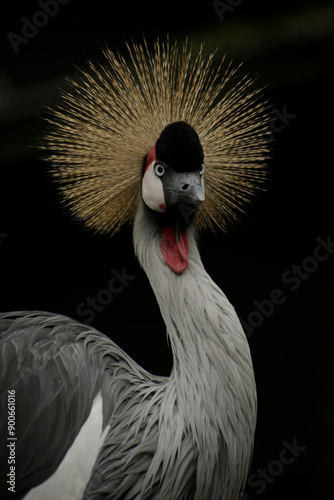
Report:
0,1,333,498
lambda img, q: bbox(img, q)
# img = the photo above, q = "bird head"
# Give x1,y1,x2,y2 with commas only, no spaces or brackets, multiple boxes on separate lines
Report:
142,121,205,225
43,38,270,239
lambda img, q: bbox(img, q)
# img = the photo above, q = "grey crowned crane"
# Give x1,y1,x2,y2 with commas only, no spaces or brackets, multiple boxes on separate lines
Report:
0,39,269,499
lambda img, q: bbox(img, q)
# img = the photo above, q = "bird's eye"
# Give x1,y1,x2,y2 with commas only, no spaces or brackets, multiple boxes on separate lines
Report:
199,163,205,175
154,163,165,177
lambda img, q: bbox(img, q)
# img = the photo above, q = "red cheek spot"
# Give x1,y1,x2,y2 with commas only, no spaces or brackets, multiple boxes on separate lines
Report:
144,144,156,173
159,202,166,210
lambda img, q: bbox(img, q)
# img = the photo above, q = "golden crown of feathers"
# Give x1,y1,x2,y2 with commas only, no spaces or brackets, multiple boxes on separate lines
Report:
44,38,270,234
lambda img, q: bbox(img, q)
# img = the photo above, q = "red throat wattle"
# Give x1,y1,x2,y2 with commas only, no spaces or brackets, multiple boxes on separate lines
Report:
161,226,189,274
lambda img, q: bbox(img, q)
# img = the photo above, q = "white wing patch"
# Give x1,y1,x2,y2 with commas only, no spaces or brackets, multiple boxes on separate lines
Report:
24,392,109,500
142,161,166,212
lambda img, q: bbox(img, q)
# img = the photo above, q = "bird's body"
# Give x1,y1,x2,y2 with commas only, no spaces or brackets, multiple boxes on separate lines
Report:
0,39,268,499
0,208,255,499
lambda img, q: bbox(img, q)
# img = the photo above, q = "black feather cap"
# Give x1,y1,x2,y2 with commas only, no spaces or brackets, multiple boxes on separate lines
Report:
155,121,204,172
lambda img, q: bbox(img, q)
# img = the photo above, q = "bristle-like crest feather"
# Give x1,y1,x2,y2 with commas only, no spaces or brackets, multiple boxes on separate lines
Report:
43,38,270,234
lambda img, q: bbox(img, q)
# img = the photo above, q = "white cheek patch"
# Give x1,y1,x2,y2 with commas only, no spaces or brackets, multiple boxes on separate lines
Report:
142,161,166,212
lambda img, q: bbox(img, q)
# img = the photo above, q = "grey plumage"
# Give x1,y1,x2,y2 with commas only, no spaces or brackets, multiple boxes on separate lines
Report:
0,199,256,499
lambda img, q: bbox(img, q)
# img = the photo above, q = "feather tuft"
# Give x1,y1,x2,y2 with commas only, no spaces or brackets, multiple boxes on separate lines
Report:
43,37,270,234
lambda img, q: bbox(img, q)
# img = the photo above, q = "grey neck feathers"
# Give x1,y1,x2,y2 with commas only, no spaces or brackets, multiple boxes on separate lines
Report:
133,201,257,498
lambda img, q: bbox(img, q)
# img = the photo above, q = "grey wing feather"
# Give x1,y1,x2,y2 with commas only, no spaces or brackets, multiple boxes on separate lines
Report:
0,311,118,497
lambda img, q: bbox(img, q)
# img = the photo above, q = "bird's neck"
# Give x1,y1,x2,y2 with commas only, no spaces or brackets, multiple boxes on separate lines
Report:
133,202,256,494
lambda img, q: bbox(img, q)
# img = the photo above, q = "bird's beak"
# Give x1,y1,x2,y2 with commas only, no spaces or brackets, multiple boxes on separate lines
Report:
162,171,205,209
